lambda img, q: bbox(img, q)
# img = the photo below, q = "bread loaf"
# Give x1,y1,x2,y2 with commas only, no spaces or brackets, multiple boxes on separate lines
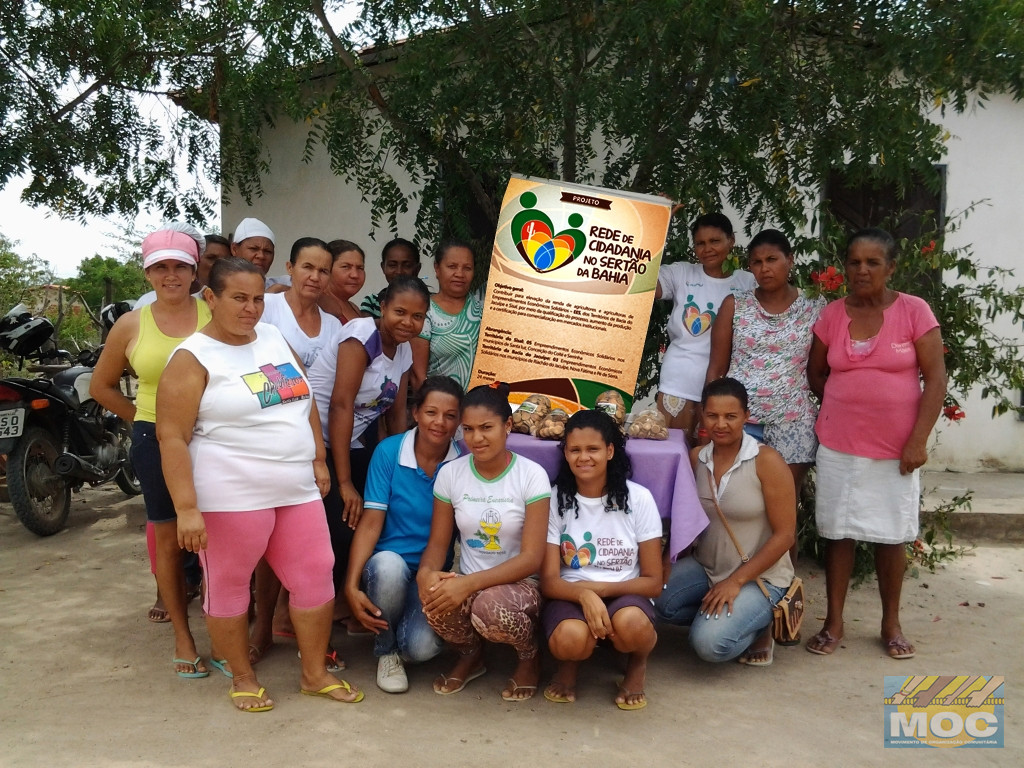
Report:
511,394,551,435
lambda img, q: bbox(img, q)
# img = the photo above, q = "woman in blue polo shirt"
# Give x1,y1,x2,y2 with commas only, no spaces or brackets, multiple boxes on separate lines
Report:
344,376,464,693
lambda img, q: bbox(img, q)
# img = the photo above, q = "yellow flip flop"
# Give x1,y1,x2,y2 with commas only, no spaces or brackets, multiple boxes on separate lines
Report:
230,686,274,712
615,685,647,711
300,680,364,703
543,684,575,704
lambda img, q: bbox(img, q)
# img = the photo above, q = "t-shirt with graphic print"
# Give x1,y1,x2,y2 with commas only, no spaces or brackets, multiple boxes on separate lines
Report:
547,480,662,584
658,261,755,401
433,452,551,576
171,322,320,512
307,316,412,448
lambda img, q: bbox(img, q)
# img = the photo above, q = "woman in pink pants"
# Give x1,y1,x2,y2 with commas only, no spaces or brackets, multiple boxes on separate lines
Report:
158,257,362,712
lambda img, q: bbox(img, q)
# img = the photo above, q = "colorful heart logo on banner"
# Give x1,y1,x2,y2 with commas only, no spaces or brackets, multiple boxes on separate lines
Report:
511,191,587,273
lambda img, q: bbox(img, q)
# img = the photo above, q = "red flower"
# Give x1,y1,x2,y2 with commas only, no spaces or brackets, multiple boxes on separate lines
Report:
921,240,937,254
812,265,845,292
943,405,966,422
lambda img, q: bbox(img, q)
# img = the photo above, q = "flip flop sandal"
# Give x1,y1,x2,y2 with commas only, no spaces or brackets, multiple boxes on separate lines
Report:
433,666,487,695
324,648,346,671
209,658,233,679
173,656,210,679
296,648,347,671
230,686,274,712
615,686,647,711
805,630,841,656
501,678,537,702
148,607,171,623
300,681,364,703
248,642,272,665
543,684,575,704
738,639,775,667
885,637,916,660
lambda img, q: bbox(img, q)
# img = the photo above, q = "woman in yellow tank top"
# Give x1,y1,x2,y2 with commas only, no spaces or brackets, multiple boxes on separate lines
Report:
91,227,214,679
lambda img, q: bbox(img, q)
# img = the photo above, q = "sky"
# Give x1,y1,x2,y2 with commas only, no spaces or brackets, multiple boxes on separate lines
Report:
0,180,193,279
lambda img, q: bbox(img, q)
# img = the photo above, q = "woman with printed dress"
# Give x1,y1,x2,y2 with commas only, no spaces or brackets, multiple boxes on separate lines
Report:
417,383,551,700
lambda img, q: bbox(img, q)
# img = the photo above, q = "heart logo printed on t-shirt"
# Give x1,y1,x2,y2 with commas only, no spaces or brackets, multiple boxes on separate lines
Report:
683,295,716,336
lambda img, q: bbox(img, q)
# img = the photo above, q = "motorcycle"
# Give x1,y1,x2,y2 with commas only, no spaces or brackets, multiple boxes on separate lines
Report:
0,302,141,535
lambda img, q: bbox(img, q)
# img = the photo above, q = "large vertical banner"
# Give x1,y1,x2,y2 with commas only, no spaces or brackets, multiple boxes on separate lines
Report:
469,174,672,410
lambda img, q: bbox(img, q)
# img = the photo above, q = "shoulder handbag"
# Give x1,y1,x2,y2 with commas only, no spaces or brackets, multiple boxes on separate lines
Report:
705,467,804,644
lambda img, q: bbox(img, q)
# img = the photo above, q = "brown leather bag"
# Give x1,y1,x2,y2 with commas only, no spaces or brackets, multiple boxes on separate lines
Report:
760,577,804,644
706,468,804,644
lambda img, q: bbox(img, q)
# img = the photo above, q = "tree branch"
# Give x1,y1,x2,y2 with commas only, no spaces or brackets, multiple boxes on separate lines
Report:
50,78,111,123
308,0,497,227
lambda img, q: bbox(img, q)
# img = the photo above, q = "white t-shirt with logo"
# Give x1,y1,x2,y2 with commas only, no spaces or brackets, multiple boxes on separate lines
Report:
547,480,662,583
307,317,412,447
658,262,755,400
433,453,551,575
171,322,320,512
259,292,341,369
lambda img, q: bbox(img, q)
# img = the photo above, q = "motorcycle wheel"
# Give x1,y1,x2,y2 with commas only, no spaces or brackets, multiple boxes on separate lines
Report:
113,420,142,496
8,426,72,536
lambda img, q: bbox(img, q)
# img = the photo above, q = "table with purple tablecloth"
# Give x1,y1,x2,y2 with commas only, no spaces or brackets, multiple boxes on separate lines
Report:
505,429,708,557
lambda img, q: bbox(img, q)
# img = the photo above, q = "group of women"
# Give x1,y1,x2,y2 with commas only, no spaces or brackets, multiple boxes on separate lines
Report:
654,215,945,664
89,226,491,711
93,208,945,714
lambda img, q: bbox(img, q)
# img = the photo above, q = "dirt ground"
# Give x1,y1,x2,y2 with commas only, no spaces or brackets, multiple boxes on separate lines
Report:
1,485,1020,768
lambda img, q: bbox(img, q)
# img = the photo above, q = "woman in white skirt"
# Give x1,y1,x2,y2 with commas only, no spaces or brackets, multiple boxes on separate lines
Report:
806,228,946,659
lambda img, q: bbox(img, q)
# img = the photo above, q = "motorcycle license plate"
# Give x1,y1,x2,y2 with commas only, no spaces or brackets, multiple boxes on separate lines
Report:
0,408,25,439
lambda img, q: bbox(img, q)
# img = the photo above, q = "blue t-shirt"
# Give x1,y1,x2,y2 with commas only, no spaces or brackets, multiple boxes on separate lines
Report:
363,429,462,568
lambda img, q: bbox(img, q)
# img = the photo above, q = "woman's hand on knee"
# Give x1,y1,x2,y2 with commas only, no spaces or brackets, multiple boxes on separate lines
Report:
416,569,444,607
347,588,388,634
700,577,741,619
422,573,470,618
580,590,613,639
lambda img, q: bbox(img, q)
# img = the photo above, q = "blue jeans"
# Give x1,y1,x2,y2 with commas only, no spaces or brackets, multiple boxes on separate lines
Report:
363,551,444,662
654,556,783,662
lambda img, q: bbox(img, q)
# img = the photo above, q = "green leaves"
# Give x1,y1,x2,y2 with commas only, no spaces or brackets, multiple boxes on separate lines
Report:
0,234,55,311
65,253,148,309
6,1,1023,241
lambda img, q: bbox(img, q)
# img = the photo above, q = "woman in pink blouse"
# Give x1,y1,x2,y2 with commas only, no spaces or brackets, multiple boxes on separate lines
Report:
805,228,946,660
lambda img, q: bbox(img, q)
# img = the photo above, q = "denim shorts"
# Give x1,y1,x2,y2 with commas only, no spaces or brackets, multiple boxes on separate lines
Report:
131,421,178,523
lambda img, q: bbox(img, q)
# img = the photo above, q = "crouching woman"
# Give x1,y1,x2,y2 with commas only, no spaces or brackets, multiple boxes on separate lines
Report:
655,377,796,666
540,409,663,710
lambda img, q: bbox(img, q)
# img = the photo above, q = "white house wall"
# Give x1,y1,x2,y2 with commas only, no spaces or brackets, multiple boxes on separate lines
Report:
222,113,423,305
928,93,1024,471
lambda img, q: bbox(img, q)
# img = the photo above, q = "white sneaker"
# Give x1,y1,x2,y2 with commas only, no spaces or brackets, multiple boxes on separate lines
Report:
376,652,409,693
